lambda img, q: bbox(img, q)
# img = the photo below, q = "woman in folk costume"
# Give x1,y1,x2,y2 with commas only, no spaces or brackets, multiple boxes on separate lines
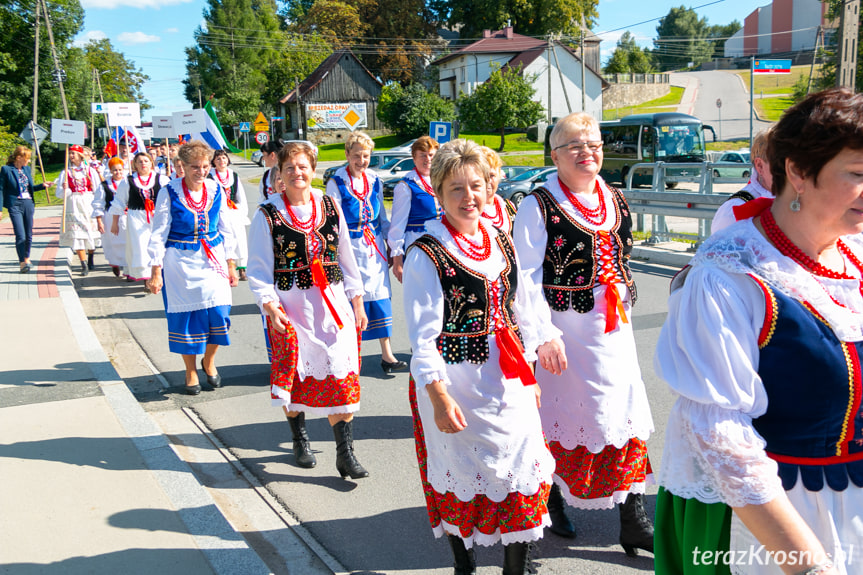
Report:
92,157,128,277
388,135,441,283
404,139,566,575
110,152,170,282
247,141,370,479
209,149,249,281
146,140,238,395
326,132,406,374
55,145,101,276
512,112,655,556
257,139,284,204
479,146,516,236
652,89,863,575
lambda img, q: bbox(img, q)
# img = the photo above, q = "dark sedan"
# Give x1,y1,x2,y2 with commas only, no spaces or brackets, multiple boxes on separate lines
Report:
495,167,557,207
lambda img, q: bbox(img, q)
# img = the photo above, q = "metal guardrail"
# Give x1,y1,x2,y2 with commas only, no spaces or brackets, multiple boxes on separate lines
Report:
621,161,752,247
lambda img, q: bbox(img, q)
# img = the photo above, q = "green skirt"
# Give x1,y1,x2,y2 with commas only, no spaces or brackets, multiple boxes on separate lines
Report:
655,487,733,574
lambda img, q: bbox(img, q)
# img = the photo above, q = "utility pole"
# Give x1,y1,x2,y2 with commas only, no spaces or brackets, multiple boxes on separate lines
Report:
547,36,553,124
836,0,860,90
580,29,587,113
550,37,572,114
39,0,69,119
30,0,48,201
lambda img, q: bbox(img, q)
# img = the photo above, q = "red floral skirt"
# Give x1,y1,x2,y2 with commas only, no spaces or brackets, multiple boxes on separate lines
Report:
409,377,550,545
549,439,652,506
269,314,361,409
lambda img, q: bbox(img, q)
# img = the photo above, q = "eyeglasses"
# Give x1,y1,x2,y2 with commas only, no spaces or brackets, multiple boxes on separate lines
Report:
554,140,603,153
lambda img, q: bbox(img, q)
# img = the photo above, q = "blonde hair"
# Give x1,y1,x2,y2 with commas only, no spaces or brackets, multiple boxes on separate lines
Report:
549,112,600,150
177,140,214,165
132,151,155,171
7,145,31,165
750,127,772,162
278,141,318,171
345,132,374,153
480,146,503,170
430,139,490,193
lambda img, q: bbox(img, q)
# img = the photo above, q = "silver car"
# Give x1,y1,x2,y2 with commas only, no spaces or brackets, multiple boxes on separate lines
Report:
496,167,557,207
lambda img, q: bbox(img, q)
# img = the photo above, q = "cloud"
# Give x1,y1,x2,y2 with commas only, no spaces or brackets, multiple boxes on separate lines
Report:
164,27,179,33
117,31,161,44
81,0,192,8
73,30,107,47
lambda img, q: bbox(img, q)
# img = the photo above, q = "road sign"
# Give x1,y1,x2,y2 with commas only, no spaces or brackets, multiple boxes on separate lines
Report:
271,116,284,121
429,121,452,144
253,112,269,132
239,122,251,133
91,102,108,114
255,131,269,145
19,122,49,146
753,59,792,74
716,98,722,109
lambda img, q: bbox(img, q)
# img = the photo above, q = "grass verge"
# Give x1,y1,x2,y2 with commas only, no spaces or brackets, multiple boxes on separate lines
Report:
602,86,684,120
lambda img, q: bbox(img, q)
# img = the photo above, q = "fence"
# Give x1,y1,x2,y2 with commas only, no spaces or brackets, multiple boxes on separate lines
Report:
601,73,671,84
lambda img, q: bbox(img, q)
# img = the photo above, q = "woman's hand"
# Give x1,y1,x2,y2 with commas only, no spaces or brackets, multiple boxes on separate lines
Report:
537,338,567,375
147,266,163,294
44,181,55,188
96,217,104,234
427,381,468,434
263,301,290,334
227,260,239,287
352,295,368,331
392,254,404,283
534,384,542,409
110,215,119,236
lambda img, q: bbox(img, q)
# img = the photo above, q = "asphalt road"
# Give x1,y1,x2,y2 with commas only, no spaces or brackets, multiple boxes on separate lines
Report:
77,159,682,574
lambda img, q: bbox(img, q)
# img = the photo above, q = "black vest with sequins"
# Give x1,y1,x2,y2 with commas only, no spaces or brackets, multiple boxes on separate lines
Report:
532,185,637,313
412,231,521,364
127,175,162,211
260,195,343,291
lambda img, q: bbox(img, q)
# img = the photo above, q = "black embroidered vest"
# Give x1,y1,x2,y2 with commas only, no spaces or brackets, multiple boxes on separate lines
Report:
208,172,239,203
126,175,162,211
260,194,343,291
532,186,637,313
101,180,116,212
412,232,521,364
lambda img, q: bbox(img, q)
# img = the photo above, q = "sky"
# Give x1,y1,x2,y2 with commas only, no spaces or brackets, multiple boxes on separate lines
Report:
74,0,763,120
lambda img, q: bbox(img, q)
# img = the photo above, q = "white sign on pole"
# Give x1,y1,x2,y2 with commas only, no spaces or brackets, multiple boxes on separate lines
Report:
152,116,175,138
172,109,208,136
107,103,141,127
51,119,86,145
138,126,154,142
91,102,109,114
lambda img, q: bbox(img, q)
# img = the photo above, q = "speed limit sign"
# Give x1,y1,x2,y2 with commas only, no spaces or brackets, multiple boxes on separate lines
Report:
255,131,269,145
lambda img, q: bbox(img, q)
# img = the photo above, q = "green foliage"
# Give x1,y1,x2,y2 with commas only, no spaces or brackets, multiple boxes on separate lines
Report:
604,32,653,74
377,83,456,138
708,20,741,59
457,65,545,152
653,6,714,71
809,0,863,92
0,122,25,163
435,0,598,38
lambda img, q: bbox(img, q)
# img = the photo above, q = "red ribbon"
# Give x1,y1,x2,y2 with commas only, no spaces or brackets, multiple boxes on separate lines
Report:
227,198,238,210
310,257,344,329
362,226,388,262
200,239,228,279
144,197,155,224
603,283,628,334
732,196,773,221
496,327,537,386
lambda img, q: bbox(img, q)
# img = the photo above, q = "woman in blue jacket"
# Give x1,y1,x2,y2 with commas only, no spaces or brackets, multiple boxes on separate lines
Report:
0,146,54,273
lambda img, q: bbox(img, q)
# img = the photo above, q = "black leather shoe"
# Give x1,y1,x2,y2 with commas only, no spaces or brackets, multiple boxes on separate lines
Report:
333,420,369,479
619,492,654,557
80,261,88,276
201,359,222,388
547,483,576,538
381,359,408,374
185,383,201,395
288,413,317,468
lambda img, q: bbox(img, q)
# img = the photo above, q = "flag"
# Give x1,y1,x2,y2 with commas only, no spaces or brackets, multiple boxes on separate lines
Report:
106,126,146,156
180,101,241,153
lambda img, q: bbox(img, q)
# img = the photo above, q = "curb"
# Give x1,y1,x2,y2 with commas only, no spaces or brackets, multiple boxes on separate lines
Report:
57,247,271,575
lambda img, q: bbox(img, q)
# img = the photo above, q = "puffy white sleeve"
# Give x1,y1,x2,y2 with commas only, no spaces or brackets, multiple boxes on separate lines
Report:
333,198,364,301
654,265,785,507
403,244,449,387
511,194,557,335
257,170,266,203
246,206,278,309
711,197,746,234
233,174,250,225
92,183,106,218
108,179,130,216
147,184,173,267
54,171,66,199
387,180,410,257
374,174,391,239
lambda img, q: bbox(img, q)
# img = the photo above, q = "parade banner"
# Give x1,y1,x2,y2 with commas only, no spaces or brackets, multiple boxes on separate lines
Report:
172,109,209,137
305,103,367,131
152,116,175,138
51,119,86,145
107,102,141,127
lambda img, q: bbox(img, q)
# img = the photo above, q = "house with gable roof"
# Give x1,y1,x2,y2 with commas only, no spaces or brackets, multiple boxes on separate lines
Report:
433,26,606,121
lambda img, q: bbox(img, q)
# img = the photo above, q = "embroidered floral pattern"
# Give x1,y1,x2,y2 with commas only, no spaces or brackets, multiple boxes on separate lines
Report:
549,438,651,499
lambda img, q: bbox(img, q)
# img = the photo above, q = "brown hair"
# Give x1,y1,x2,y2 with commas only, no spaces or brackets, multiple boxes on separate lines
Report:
278,141,318,171
769,87,863,196
6,145,31,166
132,151,155,172
212,148,231,166
411,135,440,156
177,140,214,165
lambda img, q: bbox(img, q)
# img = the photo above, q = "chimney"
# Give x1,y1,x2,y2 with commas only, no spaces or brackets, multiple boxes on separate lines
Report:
504,26,513,39
483,29,492,38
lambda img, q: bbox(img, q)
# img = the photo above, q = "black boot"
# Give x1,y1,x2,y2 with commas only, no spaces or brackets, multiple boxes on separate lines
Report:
332,420,369,479
546,483,576,538
80,260,88,276
502,542,536,575
447,535,476,575
287,413,316,468
619,492,654,557
87,251,95,270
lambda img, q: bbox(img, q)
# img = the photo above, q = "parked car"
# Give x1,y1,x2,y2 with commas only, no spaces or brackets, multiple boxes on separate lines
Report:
377,157,416,180
322,151,411,185
713,151,751,179
496,167,557,207
388,138,417,153
251,150,263,166
500,165,535,180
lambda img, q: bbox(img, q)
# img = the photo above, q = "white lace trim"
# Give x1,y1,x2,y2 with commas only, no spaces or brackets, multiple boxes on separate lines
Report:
554,474,653,510
270,384,360,414
658,399,785,506
696,220,863,342
432,515,549,548
544,417,653,453
298,354,355,381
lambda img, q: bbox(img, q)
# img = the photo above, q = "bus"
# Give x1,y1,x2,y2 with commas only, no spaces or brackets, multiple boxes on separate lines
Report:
544,112,715,187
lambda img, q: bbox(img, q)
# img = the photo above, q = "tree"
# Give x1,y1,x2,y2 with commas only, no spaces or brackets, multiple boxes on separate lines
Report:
294,0,368,48
708,20,741,59
457,65,545,152
653,6,713,71
435,0,598,39
604,32,653,74
807,0,863,94
184,0,282,121
377,83,456,138
262,32,330,110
